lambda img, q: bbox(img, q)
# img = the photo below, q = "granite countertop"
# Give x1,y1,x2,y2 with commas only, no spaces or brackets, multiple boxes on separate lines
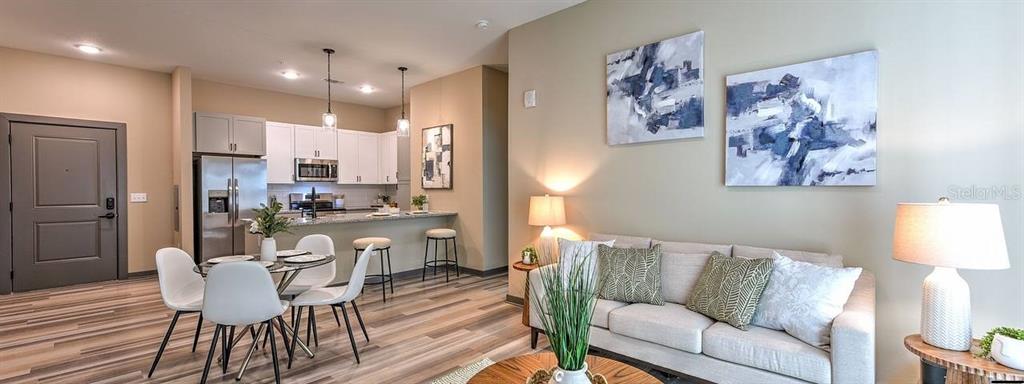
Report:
288,211,456,226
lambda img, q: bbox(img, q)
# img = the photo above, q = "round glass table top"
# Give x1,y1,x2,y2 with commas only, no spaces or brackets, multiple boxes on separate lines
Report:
192,254,335,276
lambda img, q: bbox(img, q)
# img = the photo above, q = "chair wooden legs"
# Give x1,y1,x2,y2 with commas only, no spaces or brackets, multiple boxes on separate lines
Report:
200,324,222,384
191,312,203,353
339,303,361,364
350,301,369,342
147,310,182,378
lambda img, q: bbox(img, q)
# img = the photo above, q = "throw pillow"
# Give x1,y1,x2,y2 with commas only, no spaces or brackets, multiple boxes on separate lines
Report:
751,252,862,348
686,252,773,330
557,238,613,285
596,244,664,305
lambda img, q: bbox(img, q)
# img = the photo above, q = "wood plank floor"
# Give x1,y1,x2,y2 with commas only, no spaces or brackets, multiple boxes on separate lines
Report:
0,272,543,383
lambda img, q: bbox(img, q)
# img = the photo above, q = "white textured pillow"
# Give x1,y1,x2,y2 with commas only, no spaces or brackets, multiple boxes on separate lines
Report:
751,252,862,348
557,238,613,283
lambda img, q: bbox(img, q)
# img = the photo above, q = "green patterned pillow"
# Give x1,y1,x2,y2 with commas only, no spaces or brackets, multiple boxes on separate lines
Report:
597,244,664,305
686,252,774,329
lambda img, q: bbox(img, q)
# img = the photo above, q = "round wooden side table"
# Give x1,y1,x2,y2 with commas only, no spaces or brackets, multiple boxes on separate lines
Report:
904,334,1024,384
512,261,540,327
468,352,660,384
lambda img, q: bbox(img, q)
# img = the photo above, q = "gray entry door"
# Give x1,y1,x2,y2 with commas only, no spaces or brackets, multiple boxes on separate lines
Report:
11,122,118,291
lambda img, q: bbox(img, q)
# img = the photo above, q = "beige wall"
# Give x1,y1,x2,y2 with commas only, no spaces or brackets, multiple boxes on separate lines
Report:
482,68,509,270
171,67,193,254
0,46,175,273
192,79,390,133
411,66,509,271
506,1,1023,382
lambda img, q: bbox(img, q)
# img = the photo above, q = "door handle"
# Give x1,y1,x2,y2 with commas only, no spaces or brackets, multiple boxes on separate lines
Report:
98,212,117,219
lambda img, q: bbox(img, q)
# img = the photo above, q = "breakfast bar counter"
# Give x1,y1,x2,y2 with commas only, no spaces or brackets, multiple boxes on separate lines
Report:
289,211,456,226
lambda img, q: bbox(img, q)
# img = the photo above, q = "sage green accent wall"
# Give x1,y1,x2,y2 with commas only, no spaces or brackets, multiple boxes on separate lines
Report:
505,1,1023,381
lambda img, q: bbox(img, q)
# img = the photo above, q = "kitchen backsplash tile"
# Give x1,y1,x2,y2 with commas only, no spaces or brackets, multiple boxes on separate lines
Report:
268,182,397,209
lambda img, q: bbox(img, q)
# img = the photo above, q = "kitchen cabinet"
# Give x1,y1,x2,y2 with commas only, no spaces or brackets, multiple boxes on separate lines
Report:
337,130,380,184
293,124,336,160
194,112,266,156
264,122,295,184
379,131,398,184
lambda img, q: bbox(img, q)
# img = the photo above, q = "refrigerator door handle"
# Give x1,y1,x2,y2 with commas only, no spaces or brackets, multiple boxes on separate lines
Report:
233,178,240,225
226,178,234,224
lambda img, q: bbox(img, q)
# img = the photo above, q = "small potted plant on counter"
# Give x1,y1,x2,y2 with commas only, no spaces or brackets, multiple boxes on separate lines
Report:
248,200,292,262
412,194,429,212
977,327,1024,370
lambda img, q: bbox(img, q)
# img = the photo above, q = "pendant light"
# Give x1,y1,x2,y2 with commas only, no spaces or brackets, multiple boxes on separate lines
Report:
396,66,410,136
322,48,338,129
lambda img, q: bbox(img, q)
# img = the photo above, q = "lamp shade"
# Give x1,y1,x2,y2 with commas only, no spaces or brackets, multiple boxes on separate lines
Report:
528,195,566,226
893,201,1009,270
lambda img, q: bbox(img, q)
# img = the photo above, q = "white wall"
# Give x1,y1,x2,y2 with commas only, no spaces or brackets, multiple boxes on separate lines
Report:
506,1,1023,382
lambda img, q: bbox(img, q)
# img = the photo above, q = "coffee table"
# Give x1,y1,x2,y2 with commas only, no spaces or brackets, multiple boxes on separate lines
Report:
468,352,659,383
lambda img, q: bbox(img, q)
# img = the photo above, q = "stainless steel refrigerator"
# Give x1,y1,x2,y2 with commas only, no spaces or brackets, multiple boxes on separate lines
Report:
194,155,267,262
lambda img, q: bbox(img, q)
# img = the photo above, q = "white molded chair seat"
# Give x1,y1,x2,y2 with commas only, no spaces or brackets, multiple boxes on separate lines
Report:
280,234,337,296
426,228,456,238
150,247,206,378
353,237,391,249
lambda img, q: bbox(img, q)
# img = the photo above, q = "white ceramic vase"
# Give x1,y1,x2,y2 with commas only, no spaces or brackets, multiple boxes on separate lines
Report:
549,363,590,384
422,202,429,212
992,334,1024,370
261,237,277,262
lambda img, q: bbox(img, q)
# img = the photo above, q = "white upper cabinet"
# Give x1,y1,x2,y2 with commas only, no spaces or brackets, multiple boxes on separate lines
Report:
357,133,379,184
336,130,385,184
194,112,266,156
379,131,398,184
293,124,336,160
264,122,295,184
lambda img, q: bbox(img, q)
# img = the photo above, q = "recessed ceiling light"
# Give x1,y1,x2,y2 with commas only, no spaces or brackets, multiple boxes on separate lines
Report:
74,44,102,54
280,70,300,79
358,84,375,94
476,19,489,30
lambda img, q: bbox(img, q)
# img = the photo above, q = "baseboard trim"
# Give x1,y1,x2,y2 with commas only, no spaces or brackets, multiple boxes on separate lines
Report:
326,267,507,287
505,294,524,306
460,266,508,277
127,270,156,278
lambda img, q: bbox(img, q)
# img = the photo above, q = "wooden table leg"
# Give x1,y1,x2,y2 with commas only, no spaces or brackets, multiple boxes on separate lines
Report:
521,275,530,327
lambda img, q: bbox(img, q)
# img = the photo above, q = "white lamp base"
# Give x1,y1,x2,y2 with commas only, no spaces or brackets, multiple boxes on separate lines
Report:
921,267,972,351
538,225,558,264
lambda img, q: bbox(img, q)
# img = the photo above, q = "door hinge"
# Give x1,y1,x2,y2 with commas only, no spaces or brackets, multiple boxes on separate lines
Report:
8,202,11,211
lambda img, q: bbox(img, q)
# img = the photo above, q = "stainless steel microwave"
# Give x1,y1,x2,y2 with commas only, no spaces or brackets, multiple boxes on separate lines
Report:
294,158,338,182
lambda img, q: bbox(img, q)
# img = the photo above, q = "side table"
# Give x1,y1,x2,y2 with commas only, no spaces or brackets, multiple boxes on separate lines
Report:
904,334,1024,384
512,261,540,328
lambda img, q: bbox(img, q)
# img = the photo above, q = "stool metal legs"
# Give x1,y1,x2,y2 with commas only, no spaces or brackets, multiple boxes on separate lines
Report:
356,247,393,302
422,237,460,282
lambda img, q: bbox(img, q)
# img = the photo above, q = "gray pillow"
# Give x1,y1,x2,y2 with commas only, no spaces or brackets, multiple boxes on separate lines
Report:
597,244,664,305
686,252,773,329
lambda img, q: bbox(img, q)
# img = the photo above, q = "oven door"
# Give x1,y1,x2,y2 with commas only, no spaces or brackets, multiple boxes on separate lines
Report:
294,158,338,182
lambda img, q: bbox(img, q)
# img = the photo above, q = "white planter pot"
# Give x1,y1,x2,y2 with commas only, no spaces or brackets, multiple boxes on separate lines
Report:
422,202,429,212
992,334,1024,370
549,362,590,384
261,237,277,262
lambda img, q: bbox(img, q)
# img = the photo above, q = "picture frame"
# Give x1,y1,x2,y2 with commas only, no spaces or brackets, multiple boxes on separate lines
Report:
421,124,453,189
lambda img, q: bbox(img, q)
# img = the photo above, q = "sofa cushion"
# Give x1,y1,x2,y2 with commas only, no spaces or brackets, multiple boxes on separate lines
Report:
597,244,664,305
590,233,652,249
608,303,714,353
733,244,843,267
557,238,612,287
591,299,629,329
703,322,832,384
654,240,732,305
686,253,774,329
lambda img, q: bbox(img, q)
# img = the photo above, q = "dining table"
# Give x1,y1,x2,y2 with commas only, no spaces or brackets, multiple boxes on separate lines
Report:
192,252,336,381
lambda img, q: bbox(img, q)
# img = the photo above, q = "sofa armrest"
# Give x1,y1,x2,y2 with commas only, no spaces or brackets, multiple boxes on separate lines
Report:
831,270,875,384
528,264,557,330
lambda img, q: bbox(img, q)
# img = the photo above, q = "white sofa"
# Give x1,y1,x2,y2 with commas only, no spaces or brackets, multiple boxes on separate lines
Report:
528,233,875,384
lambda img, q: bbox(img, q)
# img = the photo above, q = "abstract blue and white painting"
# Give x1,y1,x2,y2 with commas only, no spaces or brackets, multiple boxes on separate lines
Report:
607,30,704,145
725,51,878,186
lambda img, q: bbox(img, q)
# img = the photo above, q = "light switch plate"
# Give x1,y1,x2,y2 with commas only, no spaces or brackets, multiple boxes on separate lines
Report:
130,193,148,203
524,89,537,108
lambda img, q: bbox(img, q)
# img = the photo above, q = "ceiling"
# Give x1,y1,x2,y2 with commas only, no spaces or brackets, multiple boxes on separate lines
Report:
0,0,582,108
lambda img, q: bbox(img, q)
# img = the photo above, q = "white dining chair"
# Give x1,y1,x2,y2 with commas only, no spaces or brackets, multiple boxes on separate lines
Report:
280,234,337,347
149,247,205,378
289,245,373,366
201,261,290,384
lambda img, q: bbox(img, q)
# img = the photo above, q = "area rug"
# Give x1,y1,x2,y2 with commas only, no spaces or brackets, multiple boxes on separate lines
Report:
430,357,496,384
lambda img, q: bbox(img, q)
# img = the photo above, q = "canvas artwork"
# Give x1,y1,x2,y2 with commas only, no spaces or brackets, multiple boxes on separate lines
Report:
606,30,704,145
422,124,452,189
725,51,878,186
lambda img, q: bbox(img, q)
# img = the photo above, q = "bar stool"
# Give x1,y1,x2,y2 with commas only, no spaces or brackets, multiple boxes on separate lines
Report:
423,228,460,282
353,237,393,302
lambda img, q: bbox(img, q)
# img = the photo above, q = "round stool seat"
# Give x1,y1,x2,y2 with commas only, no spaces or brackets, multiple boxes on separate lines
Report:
426,228,456,238
353,237,391,249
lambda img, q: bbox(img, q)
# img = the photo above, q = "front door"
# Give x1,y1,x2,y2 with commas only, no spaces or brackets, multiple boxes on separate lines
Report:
10,122,119,291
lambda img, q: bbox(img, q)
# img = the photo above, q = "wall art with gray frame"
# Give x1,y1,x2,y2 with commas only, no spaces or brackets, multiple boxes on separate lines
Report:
422,124,452,189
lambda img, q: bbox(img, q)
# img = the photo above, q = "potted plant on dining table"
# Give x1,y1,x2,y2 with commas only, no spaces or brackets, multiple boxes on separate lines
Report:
531,247,599,384
248,200,292,262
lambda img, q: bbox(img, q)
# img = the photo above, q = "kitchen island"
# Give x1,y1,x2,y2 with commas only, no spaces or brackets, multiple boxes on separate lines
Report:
252,211,457,286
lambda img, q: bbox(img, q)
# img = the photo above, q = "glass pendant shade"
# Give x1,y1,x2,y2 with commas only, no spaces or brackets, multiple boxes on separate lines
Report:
322,112,337,129
397,118,410,136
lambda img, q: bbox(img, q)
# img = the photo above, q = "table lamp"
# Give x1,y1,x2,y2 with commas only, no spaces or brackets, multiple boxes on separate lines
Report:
529,194,566,262
893,197,1009,351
